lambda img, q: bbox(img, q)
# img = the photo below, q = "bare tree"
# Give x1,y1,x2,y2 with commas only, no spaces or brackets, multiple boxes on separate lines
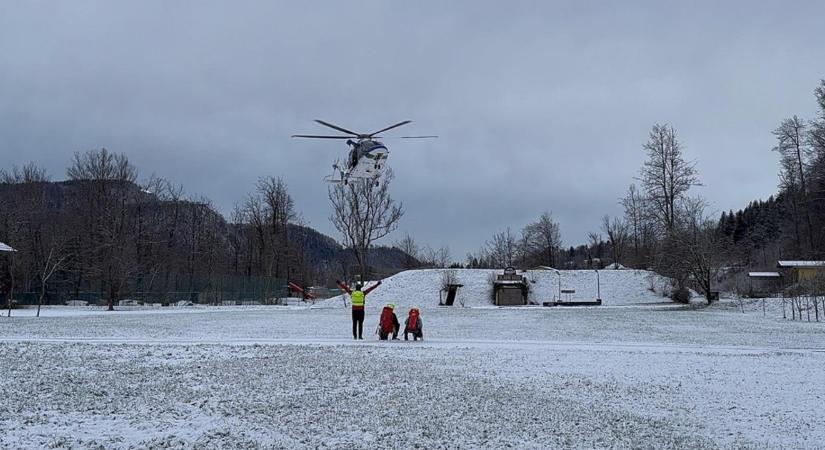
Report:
465,250,490,269
329,170,404,281
423,245,451,268
517,227,533,268
602,215,629,267
670,198,724,303
639,124,699,235
0,162,50,184
775,116,813,190
440,268,460,295
288,217,316,288
394,233,421,269
3,249,19,317
243,192,268,273
67,148,137,182
774,116,815,253
0,163,51,314
621,184,646,266
587,232,604,268
37,247,69,317
257,176,295,278
810,80,825,154
66,148,139,310
778,151,804,253
486,227,517,268
522,212,562,268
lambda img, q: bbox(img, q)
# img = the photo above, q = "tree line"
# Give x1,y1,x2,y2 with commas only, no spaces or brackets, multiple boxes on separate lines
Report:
459,79,825,303
720,80,825,263
0,149,338,310
463,122,715,301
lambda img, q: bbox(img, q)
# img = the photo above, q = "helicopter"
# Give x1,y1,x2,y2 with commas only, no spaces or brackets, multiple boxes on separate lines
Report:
292,119,436,185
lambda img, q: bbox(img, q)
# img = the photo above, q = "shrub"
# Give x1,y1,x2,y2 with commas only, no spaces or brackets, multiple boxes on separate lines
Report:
670,288,690,303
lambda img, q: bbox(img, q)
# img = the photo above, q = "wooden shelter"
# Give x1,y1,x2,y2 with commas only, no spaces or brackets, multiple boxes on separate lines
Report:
493,267,528,306
747,272,782,297
439,284,463,306
776,261,825,283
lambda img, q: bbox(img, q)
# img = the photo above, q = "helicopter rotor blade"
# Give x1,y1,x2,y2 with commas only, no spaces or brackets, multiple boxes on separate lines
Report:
368,120,412,137
314,120,360,136
373,135,438,139
291,134,352,139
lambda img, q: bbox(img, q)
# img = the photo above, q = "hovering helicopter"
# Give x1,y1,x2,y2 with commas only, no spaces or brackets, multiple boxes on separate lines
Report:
292,119,436,185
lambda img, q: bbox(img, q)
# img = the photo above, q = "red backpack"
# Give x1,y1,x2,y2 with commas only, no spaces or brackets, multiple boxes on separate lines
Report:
379,307,395,332
407,309,419,331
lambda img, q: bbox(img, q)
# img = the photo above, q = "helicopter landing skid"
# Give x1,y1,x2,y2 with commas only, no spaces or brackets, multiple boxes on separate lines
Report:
324,161,381,186
323,174,346,184
323,173,378,186
324,162,348,184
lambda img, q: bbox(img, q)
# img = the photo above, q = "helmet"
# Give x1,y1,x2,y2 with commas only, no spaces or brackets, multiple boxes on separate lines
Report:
387,303,395,309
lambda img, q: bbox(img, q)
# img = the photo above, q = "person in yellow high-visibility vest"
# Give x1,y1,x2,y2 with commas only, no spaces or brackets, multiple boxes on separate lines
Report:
336,279,382,339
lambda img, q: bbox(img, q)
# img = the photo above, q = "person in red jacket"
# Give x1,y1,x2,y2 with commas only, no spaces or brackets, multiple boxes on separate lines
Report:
378,304,400,340
336,279,382,340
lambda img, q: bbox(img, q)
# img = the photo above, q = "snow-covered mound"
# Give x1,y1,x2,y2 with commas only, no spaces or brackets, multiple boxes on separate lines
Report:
320,268,673,309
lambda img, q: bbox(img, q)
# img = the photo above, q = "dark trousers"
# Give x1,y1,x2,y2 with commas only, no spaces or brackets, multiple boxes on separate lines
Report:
352,309,364,339
404,329,423,341
378,326,399,340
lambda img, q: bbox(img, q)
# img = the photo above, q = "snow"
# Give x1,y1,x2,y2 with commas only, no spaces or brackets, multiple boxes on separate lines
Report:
748,271,781,278
64,300,88,306
322,268,673,309
776,260,825,267
1,301,824,449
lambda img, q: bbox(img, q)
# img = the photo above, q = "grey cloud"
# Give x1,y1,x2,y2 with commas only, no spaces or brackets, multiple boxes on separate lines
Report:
1,0,824,259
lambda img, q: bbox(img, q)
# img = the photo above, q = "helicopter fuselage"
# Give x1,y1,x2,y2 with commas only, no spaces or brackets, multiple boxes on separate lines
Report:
345,139,388,180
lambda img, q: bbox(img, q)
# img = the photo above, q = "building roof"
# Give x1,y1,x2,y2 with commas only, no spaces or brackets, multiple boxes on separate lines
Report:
0,242,15,252
776,261,825,268
748,272,781,278
493,279,526,285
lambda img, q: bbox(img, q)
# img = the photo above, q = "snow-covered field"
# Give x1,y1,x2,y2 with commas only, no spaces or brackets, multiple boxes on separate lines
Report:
1,297,824,448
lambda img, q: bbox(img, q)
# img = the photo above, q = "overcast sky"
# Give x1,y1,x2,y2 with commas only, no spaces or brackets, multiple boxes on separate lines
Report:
2,1,824,260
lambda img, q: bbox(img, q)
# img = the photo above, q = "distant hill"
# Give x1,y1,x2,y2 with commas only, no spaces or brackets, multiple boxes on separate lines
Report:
285,223,415,277
0,180,415,282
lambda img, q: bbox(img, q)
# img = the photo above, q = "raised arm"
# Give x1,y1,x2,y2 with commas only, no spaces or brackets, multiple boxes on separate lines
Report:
363,280,382,295
335,280,352,295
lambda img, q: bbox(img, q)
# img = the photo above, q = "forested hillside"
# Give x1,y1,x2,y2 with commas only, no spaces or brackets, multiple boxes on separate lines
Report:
719,80,825,268
0,150,411,308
